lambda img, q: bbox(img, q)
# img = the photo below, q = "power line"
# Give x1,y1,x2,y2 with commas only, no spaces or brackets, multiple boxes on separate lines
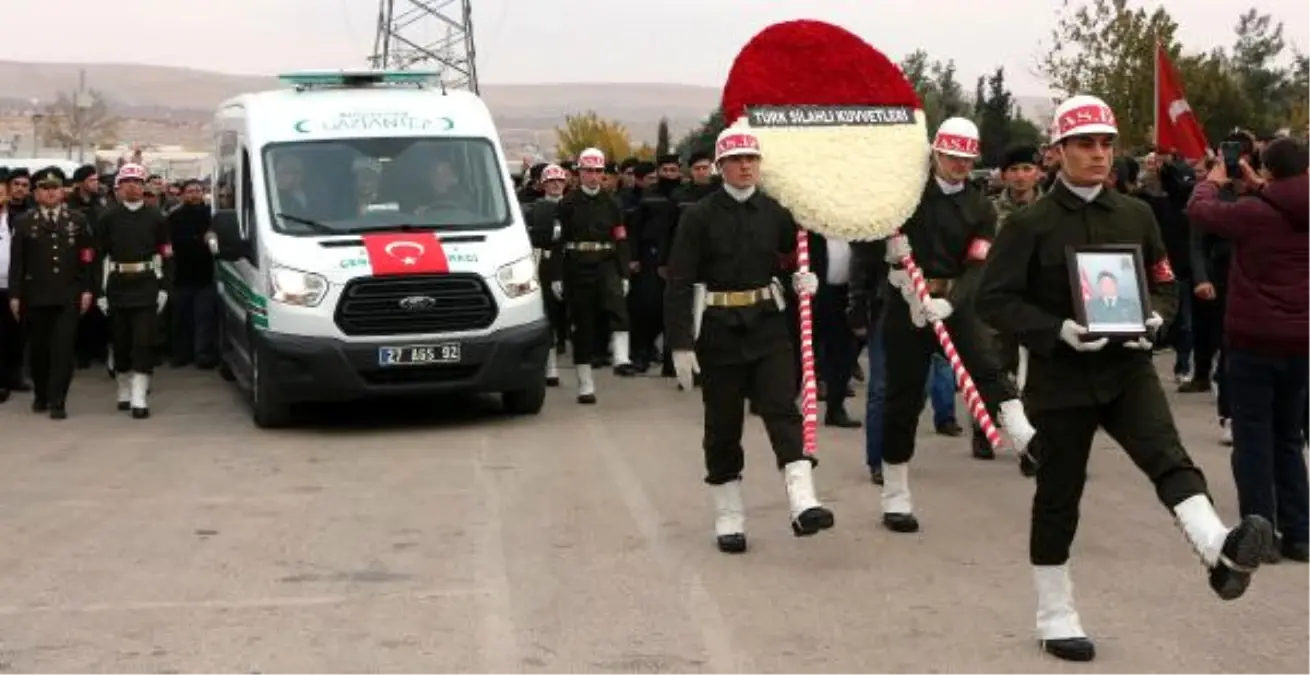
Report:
369,0,479,93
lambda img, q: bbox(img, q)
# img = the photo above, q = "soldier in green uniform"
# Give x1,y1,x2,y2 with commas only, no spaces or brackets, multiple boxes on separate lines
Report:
976,94,1274,663
526,163,569,386
665,127,834,554
95,163,174,419
550,147,631,403
5,166,95,419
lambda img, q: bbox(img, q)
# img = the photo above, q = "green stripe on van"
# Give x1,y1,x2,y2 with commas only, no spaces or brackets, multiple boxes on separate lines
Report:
217,263,268,319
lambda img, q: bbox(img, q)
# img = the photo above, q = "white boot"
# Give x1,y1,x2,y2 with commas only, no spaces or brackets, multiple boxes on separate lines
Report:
611,331,633,373
880,461,919,532
576,364,596,403
1000,398,1037,452
710,480,747,553
1173,493,1272,600
783,460,834,536
545,349,559,385
115,373,132,411
1034,564,1095,661
129,372,150,418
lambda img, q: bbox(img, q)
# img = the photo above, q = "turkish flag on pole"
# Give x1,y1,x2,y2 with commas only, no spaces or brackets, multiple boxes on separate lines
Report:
361,232,450,276
1155,43,1210,160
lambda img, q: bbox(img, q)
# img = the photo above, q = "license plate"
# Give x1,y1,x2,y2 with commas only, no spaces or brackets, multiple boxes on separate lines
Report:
377,343,461,366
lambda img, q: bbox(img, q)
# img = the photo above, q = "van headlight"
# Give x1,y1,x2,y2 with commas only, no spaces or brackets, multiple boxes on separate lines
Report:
495,255,539,298
269,264,328,307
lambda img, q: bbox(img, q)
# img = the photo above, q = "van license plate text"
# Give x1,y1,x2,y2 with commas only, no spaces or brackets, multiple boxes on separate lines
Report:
378,344,461,366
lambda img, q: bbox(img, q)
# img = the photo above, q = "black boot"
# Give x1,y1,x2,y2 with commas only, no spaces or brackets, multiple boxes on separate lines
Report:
824,404,862,428
971,427,995,460
1042,638,1096,662
1208,515,1274,600
48,402,67,420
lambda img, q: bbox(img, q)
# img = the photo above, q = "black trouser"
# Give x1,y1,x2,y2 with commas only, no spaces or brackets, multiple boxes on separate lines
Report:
565,263,628,365
815,283,856,406
1029,369,1209,565
0,289,25,389
881,293,1014,465
169,285,219,365
111,306,160,374
75,306,109,365
1191,284,1226,383
27,303,80,405
629,258,665,363
700,346,807,485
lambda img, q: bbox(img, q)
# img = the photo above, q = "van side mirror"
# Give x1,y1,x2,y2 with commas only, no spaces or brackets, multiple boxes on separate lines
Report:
210,210,248,261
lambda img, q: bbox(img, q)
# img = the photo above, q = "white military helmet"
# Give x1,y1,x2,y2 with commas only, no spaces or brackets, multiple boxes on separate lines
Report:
932,117,981,159
576,147,605,170
714,127,761,163
1050,95,1118,143
116,162,148,184
540,163,568,182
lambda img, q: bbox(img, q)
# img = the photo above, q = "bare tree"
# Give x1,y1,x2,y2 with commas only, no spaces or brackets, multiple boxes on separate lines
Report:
38,89,120,152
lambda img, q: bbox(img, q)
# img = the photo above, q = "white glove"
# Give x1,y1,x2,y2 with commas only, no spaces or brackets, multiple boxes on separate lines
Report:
205,232,219,255
156,291,169,314
96,297,109,315
792,271,819,296
1123,312,1164,351
622,279,630,296
551,220,561,242
1059,319,1109,352
672,350,699,391
550,281,563,300
885,234,912,264
921,297,953,323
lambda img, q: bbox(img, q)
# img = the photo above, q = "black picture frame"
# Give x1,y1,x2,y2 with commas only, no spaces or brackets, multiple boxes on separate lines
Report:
1065,244,1151,338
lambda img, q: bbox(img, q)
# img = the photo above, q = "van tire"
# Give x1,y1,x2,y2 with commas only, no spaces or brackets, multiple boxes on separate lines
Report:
503,382,546,415
251,345,292,428
218,362,237,382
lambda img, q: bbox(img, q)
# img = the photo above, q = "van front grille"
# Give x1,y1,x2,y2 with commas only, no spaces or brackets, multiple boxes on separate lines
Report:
334,274,498,336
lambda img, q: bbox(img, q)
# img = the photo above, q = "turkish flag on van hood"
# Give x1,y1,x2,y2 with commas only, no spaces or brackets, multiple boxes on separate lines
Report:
361,232,450,276
1155,43,1210,161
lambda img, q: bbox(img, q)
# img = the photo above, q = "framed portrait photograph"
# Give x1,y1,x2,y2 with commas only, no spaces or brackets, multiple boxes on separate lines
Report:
1066,244,1152,338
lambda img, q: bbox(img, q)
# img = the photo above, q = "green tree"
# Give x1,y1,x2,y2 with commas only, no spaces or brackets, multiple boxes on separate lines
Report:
655,117,672,158
674,110,724,161
1176,49,1254,145
932,60,968,127
1040,0,1181,148
1228,9,1305,134
976,67,1020,167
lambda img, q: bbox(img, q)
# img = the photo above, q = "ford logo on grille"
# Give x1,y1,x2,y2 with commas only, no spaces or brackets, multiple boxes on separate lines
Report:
398,295,437,311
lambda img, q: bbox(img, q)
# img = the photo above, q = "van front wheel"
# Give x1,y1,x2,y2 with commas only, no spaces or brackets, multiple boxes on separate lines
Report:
503,382,546,415
251,346,293,428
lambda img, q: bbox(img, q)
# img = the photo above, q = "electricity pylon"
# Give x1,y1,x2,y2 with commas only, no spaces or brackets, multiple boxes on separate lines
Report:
370,0,479,93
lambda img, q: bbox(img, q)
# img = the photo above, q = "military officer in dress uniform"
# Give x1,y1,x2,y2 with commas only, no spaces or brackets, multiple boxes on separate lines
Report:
95,163,174,419
976,94,1273,663
865,117,1040,534
550,147,632,403
665,127,834,554
526,163,569,386
5,166,95,419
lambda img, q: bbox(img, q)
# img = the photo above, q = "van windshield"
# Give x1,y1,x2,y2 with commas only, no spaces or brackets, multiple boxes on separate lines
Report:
262,137,511,235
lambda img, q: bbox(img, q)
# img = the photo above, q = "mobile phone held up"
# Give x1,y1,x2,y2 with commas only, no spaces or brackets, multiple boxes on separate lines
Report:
1220,140,1242,176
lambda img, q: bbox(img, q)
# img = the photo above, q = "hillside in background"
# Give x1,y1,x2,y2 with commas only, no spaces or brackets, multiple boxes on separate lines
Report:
0,61,1052,154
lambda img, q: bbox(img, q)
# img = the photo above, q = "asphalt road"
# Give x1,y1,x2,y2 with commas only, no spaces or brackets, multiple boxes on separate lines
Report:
0,358,1305,673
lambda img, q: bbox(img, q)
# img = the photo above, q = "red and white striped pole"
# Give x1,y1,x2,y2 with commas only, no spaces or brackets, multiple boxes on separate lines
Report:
795,230,819,456
897,249,1004,451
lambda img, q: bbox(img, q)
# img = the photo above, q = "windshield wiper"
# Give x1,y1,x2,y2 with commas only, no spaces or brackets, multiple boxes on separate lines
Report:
276,212,336,234
342,223,446,234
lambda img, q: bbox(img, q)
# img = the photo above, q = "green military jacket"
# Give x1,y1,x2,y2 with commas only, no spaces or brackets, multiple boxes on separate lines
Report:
7,207,94,307
976,180,1178,412
990,187,1043,232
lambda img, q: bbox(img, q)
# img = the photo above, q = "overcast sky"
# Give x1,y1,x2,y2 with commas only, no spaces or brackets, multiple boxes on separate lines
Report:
3,0,1307,95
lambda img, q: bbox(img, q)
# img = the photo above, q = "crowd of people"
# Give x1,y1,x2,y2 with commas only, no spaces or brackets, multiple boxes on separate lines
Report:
0,162,218,415
516,99,1307,661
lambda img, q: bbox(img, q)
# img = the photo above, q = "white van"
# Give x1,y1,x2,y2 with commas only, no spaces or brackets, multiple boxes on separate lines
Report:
208,71,549,427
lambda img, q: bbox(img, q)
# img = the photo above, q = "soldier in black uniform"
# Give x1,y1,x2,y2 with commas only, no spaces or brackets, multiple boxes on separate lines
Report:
864,117,1039,535
5,167,95,419
551,148,631,402
95,163,174,419
627,154,684,373
658,151,718,383
525,163,569,386
976,95,1272,663
665,127,834,554
66,164,110,369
